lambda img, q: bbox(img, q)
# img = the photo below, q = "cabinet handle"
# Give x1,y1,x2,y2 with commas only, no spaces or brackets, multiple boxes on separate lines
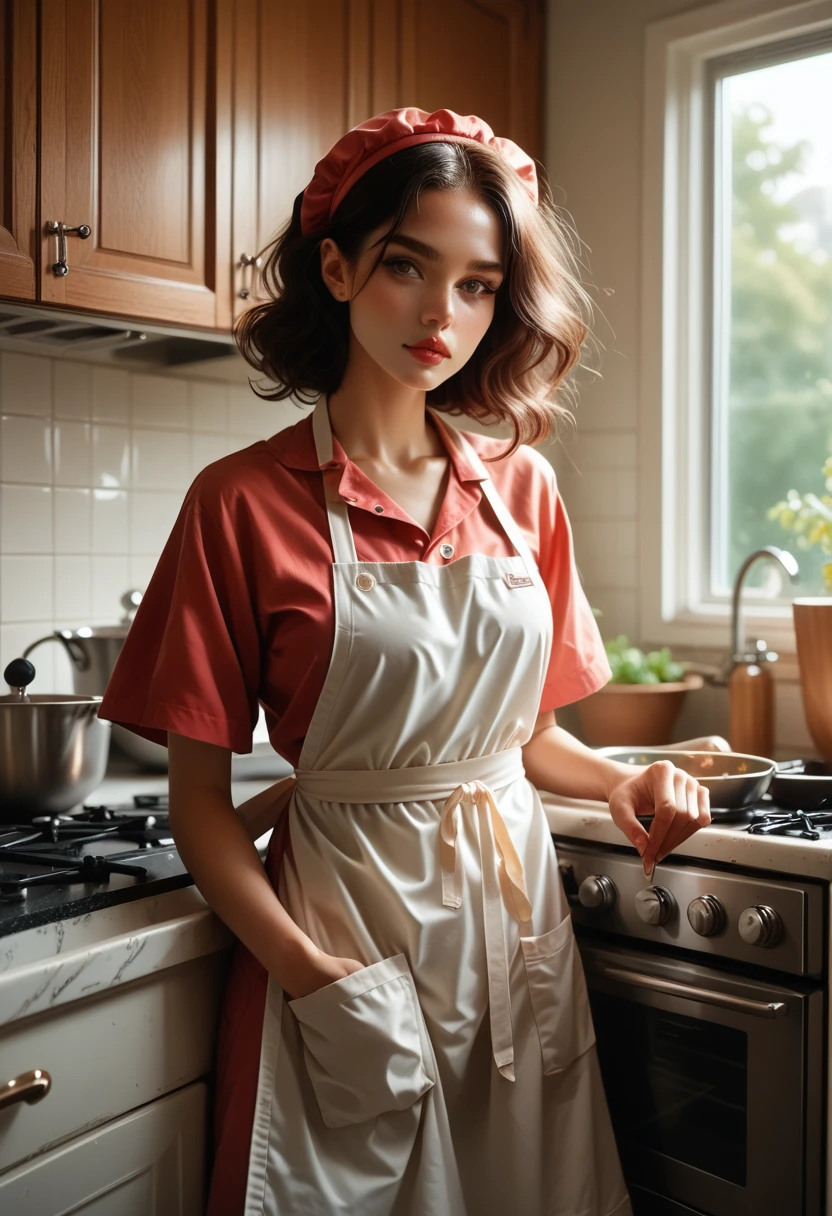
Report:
0,1068,52,1112
238,252,262,300
45,220,92,277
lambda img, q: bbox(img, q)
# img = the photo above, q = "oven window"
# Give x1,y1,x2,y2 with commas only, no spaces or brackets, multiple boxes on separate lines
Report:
592,993,748,1186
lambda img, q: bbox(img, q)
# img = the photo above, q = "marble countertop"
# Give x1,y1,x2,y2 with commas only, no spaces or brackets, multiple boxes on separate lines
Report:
539,794,831,881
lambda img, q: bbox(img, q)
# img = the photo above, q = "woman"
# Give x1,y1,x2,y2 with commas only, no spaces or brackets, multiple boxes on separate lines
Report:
98,108,711,1215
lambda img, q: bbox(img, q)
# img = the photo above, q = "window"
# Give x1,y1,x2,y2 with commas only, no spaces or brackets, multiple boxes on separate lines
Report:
712,45,832,600
640,0,832,652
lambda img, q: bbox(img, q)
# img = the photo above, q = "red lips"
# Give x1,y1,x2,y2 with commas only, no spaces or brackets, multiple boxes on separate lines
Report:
405,336,451,357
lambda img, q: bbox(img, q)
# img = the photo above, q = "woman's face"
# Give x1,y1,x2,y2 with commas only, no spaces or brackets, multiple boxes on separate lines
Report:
320,188,506,388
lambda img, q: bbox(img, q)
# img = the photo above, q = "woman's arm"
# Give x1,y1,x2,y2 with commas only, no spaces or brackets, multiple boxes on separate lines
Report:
167,732,364,997
521,711,711,875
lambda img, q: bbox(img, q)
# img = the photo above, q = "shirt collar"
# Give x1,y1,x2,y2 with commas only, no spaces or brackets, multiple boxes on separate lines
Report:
267,406,489,484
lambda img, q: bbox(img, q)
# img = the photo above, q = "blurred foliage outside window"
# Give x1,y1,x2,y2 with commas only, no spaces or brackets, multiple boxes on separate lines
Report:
719,52,832,596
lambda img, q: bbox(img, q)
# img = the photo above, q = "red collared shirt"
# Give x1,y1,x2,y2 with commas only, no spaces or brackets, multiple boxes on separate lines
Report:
98,409,610,765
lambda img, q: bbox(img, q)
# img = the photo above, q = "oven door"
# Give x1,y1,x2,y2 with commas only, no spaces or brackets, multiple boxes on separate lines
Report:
577,939,824,1216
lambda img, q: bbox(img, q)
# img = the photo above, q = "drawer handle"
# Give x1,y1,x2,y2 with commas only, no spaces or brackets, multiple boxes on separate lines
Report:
0,1068,52,1112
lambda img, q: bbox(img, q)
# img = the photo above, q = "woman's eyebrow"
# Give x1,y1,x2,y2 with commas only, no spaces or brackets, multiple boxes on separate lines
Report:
381,232,504,274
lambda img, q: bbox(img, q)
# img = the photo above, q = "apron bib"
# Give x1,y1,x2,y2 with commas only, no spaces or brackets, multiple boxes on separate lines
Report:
243,398,631,1216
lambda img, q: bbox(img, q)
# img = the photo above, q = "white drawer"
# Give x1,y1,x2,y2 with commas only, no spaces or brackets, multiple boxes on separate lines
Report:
0,1080,208,1214
0,951,229,1175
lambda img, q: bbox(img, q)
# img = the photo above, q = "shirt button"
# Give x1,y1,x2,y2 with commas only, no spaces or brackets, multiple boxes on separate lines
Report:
374,504,385,514
355,572,376,591
439,543,454,559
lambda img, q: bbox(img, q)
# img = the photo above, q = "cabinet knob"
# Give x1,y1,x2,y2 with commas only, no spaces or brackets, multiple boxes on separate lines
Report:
687,894,726,937
578,874,617,913
0,1068,52,1112
738,905,782,947
45,220,91,277
238,252,263,300
635,885,676,926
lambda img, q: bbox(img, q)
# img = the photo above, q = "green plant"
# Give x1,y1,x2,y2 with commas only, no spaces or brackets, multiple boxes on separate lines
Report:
604,636,686,685
767,456,832,592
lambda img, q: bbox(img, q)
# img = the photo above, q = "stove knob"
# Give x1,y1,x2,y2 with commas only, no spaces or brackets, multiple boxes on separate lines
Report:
687,894,726,937
738,905,782,947
578,874,617,913
635,885,676,926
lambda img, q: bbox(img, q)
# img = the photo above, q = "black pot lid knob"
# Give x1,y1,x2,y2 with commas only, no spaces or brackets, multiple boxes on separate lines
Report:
4,657,37,692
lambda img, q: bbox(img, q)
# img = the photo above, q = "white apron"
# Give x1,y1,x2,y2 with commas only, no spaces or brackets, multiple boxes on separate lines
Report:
243,397,632,1216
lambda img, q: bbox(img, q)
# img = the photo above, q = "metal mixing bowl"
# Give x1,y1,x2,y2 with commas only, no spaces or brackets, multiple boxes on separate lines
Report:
597,748,776,809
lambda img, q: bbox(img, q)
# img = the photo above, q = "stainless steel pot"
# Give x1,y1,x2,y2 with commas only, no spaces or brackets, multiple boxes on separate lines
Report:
24,590,169,771
1,658,111,820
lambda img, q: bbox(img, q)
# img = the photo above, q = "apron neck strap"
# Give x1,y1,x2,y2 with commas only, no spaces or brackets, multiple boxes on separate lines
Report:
312,396,358,564
312,396,536,572
428,411,537,573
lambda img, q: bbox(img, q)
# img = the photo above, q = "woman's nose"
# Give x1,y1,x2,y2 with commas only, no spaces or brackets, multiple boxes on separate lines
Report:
420,284,455,329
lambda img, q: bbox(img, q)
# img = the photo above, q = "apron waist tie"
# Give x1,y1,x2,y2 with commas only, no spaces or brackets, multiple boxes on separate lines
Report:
293,746,531,1083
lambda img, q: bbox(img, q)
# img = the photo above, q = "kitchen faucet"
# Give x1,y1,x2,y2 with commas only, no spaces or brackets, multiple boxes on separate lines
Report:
723,545,800,680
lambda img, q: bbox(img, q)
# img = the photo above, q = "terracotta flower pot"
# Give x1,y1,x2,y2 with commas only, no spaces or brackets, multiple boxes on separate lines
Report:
792,598,832,766
575,674,704,748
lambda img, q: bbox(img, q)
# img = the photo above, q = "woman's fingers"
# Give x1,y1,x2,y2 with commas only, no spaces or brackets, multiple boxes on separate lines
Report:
641,762,681,874
655,779,711,864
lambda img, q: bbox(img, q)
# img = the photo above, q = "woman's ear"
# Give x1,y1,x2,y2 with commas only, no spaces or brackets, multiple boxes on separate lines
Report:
319,238,351,302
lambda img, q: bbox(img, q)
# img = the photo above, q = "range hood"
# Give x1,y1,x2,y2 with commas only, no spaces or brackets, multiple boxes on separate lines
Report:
0,301,241,371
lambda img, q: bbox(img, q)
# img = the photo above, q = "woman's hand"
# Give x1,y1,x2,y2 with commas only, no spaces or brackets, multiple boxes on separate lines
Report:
607,760,711,877
283,944,367,1001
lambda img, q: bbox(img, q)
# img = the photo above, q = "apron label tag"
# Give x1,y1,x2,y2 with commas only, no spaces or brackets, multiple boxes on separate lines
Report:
503,573,533,589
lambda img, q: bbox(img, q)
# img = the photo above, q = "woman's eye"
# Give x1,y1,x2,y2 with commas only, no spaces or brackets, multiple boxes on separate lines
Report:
382,258,496,296
461,279,497,296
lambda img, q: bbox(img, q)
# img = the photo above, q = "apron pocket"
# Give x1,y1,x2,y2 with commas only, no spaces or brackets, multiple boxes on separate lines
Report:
287,952,435,1129
520,915,597,1074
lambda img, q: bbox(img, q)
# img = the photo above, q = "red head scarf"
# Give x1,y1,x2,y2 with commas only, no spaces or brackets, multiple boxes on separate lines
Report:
300,107,538,237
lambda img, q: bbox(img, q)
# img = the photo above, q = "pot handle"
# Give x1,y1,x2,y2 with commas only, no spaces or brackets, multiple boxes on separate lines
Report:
22,630,91,672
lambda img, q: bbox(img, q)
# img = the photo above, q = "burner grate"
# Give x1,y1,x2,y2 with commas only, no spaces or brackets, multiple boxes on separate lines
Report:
0,794,173,903
744,809,832,840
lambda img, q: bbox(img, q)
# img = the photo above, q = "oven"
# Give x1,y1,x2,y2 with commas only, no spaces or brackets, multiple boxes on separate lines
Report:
555,840,827,1216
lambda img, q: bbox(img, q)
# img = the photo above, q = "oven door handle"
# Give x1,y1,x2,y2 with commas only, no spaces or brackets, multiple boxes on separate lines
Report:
593,962,788,1019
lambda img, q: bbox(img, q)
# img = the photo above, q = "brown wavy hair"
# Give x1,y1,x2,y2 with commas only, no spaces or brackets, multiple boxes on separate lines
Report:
233,139,596,458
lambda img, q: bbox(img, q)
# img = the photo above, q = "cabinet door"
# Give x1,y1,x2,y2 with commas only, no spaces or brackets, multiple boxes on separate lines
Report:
0,0,37,300
39,0,233,329
231,0,373,317
387,0,543,161
0,1081,208,1215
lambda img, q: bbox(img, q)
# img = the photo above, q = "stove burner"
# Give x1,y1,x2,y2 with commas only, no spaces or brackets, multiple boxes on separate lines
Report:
0,794,172,903
744,809,832,841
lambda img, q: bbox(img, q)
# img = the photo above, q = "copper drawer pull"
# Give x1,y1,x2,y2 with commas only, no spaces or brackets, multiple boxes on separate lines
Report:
0,1068,52,1112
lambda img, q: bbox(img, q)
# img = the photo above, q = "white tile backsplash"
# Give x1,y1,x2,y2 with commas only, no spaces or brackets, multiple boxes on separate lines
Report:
53,487,92,553
133,372,189,429
1,352,52,416
54,420,93,485
131,428,191,489
1,414,53,482
54,360,92,420
0,485,53,552
0,349,264,678
91,366,130,424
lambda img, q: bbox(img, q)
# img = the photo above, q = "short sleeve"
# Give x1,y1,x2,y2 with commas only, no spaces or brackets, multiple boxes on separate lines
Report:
534,462,611,713
97,480,261,753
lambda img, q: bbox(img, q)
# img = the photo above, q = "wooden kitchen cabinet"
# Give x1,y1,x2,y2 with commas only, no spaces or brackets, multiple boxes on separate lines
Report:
37,0,234,329
231,0,543,317
2,0,542,329
0,0,38,300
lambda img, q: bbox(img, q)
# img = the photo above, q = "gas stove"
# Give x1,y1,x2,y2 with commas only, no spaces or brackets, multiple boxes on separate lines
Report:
0,794,190,937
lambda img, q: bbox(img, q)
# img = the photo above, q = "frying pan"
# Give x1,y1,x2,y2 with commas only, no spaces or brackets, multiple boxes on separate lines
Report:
595,748,775,811
769,760,832,810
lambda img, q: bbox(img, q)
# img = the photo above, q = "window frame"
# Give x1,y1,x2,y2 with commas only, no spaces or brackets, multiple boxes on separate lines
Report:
639,0,832,656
